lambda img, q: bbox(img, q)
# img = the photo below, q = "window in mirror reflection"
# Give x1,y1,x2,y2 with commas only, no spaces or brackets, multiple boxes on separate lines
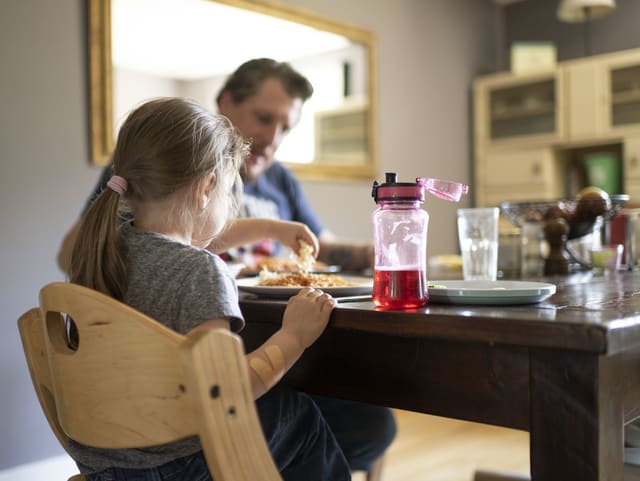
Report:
112,0,369,165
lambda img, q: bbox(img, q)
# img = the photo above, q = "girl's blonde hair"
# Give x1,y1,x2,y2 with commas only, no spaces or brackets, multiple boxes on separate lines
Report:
70,97,247,300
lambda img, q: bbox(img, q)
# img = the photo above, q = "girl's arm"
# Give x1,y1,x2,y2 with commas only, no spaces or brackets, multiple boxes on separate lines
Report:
208,218,319,257
209,218,269,251
187,288,335,400
244,329,305,399
185,319,301,399
244,288,336,399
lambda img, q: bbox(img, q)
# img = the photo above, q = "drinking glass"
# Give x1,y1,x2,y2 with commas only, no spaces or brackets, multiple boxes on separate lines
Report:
457,208,499,281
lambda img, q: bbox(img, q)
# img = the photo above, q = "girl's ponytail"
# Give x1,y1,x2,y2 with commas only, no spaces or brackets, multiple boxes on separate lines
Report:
70,185,127,300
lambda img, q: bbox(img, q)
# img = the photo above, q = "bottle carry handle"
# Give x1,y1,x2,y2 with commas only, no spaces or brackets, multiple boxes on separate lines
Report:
417,177,469,202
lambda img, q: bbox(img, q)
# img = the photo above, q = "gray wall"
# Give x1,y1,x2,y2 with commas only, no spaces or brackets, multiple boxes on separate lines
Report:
0,0,502,470
1,0,101,468
502,0,640,68
278,0,501,253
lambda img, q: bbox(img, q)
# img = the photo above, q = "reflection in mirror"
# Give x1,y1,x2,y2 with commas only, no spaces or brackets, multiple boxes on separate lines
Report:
89,0,377,180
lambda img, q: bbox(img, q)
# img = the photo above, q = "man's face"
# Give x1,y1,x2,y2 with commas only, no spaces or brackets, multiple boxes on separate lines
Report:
219,77,303,182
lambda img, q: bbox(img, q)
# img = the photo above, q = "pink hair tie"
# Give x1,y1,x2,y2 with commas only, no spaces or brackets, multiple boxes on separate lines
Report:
107,175,128,195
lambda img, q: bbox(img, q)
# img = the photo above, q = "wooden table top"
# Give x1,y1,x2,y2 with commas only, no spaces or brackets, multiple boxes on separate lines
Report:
239,270,640,356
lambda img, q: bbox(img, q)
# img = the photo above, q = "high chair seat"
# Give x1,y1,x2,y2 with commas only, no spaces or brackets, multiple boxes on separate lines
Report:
18,282,283,481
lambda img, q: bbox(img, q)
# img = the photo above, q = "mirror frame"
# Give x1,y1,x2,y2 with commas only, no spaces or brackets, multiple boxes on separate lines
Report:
88,0,378,181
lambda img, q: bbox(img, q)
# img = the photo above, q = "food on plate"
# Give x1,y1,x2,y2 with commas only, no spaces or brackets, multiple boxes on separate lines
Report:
257,271,355,288
296,239,315,273
240,256,330,275
250,241,349,287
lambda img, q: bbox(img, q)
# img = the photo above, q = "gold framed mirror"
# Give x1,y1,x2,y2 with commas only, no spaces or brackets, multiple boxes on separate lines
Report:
88,0,377,181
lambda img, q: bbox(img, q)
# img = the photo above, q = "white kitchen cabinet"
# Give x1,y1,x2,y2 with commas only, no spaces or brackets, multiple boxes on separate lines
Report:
563,49,640,141
474,48,640,208
473,71,565,150
604,52,640,136
480,148,562,206
563,59,607,142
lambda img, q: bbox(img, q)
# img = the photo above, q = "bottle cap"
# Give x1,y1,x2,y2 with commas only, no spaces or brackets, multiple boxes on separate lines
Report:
372,173,469,203
372,172,424,203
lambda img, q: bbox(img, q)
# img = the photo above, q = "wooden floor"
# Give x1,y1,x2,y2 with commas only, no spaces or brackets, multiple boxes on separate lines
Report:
354,409,530,481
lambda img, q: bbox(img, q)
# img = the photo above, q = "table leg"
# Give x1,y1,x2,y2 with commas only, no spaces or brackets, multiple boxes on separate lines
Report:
530,349,623,481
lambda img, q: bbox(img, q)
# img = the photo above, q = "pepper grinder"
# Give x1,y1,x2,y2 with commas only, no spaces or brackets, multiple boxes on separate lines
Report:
544,217,570,275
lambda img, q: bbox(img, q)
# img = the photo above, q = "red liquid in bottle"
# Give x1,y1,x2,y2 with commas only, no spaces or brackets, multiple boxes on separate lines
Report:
372,269,428,309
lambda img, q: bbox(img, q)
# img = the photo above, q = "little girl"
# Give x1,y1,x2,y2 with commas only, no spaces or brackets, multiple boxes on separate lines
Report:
69,97,350,481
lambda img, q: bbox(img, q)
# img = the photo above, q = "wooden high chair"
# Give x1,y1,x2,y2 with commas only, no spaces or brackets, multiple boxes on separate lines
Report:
18,281,282,481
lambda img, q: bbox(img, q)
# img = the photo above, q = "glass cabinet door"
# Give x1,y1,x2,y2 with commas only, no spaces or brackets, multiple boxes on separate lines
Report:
610,64,640,129
601,50,640,136
489,78,557,140
474,71,565,149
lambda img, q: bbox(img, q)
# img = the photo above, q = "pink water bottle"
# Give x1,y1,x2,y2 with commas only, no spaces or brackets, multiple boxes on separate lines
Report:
371,173,468,310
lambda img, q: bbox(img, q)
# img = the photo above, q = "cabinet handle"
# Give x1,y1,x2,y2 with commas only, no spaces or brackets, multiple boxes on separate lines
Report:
532,163,541,176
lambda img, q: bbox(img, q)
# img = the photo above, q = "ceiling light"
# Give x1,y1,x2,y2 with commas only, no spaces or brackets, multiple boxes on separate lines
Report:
556,0,616,56
557,0,616,23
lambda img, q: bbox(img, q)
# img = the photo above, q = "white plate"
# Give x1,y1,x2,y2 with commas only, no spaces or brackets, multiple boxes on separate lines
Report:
427,280,556,305
225,262,246,278
237,275,373,299
239,264,341,278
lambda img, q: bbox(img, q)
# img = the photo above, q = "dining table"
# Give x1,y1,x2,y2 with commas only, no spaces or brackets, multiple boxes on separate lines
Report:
238,270,640,481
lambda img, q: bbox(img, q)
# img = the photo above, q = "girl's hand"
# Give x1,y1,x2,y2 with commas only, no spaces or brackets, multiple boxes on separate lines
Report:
270,221,319,259
281,288,337,349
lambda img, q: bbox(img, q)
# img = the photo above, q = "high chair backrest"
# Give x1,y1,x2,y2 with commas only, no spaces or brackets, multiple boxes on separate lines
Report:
19,281,282,481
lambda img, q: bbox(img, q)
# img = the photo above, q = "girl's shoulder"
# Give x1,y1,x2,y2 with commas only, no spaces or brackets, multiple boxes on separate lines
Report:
124,224,224,272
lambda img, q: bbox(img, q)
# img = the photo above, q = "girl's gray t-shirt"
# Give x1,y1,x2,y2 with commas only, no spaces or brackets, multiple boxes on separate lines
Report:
69,222,244,474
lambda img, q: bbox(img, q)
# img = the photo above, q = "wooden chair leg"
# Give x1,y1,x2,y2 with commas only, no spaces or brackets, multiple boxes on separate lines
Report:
366,455,385,481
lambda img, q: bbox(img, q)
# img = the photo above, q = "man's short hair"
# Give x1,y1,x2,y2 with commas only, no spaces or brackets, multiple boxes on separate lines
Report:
216,58,314,106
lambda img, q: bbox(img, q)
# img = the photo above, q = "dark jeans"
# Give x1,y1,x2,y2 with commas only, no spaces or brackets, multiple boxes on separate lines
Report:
257,388,351,481
86,388,350,481
85,454,210,481
310,394,396,471
85,388,396,481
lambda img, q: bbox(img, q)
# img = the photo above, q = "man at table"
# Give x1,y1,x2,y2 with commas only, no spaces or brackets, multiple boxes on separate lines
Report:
57,58,395,476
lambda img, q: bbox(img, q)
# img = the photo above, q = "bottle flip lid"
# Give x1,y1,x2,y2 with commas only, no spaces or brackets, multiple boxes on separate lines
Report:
372,172,469,203
418,177,469,202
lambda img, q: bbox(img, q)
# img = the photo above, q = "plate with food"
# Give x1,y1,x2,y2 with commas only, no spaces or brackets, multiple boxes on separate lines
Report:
427,280,556,305
238,256,340,277
237,272,373,299
225,262,247,278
